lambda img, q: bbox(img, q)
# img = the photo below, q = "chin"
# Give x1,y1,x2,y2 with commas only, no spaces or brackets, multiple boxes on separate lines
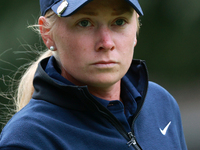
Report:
85,76,122,88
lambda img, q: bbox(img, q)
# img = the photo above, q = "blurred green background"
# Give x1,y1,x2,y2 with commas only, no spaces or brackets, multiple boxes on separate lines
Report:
0,0,200,149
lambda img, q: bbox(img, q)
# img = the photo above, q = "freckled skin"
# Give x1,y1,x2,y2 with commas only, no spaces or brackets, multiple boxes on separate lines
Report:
46,0,138,100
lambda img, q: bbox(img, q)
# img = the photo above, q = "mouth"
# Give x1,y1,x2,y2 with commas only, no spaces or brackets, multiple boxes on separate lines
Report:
92,60,118,68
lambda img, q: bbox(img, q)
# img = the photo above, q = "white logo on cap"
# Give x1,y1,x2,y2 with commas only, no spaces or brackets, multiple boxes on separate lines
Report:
57,0,68,17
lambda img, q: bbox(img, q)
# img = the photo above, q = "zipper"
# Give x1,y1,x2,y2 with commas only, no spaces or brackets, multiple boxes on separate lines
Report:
80,60,148,150
132,60,149,124
127,132,142,150
81,88,143,149
100,110,143,150
99,110,143,150
127,60,148,150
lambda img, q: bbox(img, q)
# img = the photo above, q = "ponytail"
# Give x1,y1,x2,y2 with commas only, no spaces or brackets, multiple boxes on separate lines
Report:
14,50,52,112
14,10,58,112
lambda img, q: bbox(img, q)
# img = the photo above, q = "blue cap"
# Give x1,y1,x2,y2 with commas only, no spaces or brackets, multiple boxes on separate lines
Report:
40,0,143,17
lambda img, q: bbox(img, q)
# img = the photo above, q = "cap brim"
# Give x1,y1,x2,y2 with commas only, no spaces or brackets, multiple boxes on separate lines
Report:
52,0,93,17
126,0,143,16
52,0,143,17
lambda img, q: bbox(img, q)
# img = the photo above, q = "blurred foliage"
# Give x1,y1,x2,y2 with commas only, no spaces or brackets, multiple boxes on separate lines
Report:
0,1,41,129
0,1,200,148
136,0,200,84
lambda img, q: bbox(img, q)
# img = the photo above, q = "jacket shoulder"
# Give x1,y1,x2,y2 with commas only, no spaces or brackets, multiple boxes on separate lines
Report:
135,81,187,149
147,81,178,107
0,99,62,149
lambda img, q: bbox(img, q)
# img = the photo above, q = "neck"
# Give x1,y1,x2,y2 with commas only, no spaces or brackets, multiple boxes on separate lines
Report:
87,81,121,102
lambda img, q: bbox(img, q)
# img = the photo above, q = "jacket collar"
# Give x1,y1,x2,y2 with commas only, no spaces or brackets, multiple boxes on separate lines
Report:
32,56,148,112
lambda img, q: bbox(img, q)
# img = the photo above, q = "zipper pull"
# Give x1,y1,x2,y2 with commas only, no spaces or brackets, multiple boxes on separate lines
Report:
127,132,142,150
127,132,136,146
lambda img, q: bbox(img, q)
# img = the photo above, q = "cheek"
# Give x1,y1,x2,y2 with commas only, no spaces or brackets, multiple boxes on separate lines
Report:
118,34,136,68
56,40,90,74
118,34,135,56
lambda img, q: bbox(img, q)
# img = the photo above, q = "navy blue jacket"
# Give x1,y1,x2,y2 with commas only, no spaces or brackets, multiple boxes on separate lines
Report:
0,57,187,150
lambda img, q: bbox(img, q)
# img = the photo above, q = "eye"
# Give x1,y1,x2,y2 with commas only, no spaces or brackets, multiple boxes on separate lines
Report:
114,19,126,26
78,20,91,27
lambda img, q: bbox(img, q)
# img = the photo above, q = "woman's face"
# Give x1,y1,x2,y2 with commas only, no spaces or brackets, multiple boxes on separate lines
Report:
51,0,138,89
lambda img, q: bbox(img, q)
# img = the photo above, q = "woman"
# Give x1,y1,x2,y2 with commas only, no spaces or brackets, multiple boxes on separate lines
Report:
0,0,187,149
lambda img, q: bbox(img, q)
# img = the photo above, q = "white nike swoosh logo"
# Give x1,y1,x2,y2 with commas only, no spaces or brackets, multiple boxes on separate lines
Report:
159,121,171,135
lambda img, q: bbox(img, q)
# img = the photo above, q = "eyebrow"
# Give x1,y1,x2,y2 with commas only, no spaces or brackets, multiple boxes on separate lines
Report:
111,8,133,16
77,11,98,16
76,6,133,17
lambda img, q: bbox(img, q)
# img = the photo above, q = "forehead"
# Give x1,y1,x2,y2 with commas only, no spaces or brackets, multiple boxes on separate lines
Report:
74,0,133,16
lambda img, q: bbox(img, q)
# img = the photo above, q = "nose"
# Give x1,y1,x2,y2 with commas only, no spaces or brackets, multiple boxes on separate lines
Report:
95,27,115,52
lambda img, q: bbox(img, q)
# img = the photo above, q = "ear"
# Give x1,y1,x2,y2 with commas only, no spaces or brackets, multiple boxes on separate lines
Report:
38,16,56,50
134,38,137,47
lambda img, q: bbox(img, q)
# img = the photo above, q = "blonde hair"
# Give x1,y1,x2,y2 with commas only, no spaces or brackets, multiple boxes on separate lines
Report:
14,50,52,112
14,10,57,112
14,9,141,112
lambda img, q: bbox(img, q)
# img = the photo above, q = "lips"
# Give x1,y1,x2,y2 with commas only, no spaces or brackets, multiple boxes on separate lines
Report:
94,61,116,64
92,60,118,68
